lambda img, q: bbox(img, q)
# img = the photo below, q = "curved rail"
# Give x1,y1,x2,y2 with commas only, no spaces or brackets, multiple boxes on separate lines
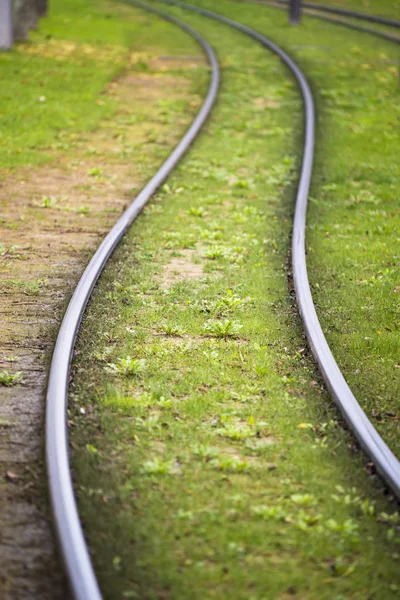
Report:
157,0,400,498
246,0,400,44
45,2,220,599
273,0,400,29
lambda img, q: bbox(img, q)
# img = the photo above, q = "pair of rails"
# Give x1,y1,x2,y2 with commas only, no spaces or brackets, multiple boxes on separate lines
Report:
44,2,400,598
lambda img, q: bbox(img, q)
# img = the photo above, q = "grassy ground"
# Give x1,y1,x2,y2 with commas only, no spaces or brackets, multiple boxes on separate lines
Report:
309,0,400,21
0,0,200,170
247,0,400,40
229,0,400,453
70,1,400,598
221,0,400,461
0,0,206,595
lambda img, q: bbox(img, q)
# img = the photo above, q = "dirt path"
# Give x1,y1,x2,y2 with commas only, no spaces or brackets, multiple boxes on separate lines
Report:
0,57,203,599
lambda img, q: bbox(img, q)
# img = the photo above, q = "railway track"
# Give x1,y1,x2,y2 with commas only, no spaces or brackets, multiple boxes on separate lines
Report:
45,2,220,598
45,0,400,598
237,0,400,43
269,0,400,29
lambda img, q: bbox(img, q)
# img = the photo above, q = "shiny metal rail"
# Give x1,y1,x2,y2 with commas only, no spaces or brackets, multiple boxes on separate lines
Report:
157,0,400,499
45,2,220,599
245,0,400,44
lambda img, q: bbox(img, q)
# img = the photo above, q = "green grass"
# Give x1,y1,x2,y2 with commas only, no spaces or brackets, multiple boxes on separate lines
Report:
244,0,400,40
0,0,200,170
232,0,400,452
204,0,400,459
237,0,400,452
70,1,400,598
308,0,400,21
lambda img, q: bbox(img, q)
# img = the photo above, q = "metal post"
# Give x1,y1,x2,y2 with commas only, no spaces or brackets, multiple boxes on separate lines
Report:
0,0,13,49
289,0,302,24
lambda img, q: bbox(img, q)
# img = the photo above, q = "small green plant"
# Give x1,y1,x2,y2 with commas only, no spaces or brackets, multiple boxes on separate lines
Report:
203,246,225,260
188,206,206,217
38,195,57,208
75,206,90,215
6,279,46,296
192,444,218,460
197,292,253,317
202,319,243,338
0,244,22,257
136,415,161,432
215,424,254,440
0,371,23,386
159,323,183,336
86,444,98,455
251,505,285,520
290,494,316,506
331,486,362,506
88,167,103,177
141,459,175,475
163,231,196,249
293,511,321,530
197,227,222,242
107,357,145,377
210,456,249,472
233,178,251,189
379,512,400,525
214,293,251,313
112,556,122,572
330,557,357,578
175,509,194,520
24,279,45,296
325,518,359,538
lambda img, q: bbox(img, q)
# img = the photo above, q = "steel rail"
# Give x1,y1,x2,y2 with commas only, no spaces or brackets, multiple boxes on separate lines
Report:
269,0,400,28
242,0,400,44
45,2,220,599
156,0,400,499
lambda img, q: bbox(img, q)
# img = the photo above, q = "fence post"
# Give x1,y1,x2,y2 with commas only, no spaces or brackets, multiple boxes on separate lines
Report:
289,0,302,24
0,0,13,49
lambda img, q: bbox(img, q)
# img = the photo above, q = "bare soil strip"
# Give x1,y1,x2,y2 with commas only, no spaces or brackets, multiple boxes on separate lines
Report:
0,60,202,599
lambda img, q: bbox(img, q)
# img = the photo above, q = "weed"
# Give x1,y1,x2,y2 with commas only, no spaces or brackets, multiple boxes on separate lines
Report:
197,292,252,317
215,423,255,440
290,494,316,506
251,505,285,520
141,459,175,475
330,557,357,578
324,519,359,538
192,444,218,460
159,323,183,336
4,279,46,296
107,357,145,377
0,371,23,386
202,319,243,338
210,456,249,472
203,246,225,260
0,244,22,258
88,167,103,177
188,206,206,217
293,511,321,530
23,279,45,296
75,206,90,215
379,512,400,525
215,293,251,313
37,196,57,208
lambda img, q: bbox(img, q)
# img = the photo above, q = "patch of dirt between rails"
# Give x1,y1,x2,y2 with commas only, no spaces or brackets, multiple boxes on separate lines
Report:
0,59,204,599
162,249,205,288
